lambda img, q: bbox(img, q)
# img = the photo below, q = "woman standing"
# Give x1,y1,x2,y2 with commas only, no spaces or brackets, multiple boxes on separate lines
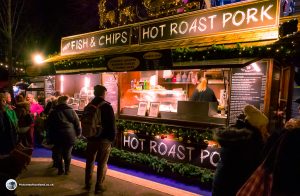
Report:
26,93,44,146
189,77,218,103
46,96,81,175
15,94,34,147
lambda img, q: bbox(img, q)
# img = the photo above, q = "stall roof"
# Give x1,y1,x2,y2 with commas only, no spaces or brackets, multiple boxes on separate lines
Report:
43,40,273,64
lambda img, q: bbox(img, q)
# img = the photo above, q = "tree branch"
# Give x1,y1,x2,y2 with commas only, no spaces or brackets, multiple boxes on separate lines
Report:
13,0,25,37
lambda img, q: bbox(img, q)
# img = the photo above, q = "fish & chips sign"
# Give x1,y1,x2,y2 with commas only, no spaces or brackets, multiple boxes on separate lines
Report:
61,0,278,55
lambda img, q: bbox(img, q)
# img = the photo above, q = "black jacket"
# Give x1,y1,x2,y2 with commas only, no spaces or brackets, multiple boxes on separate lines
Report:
264,128,300,195
190,87,218,102
0,111,17,155
212,122,263,196
88,97,116,142
46,104,81,146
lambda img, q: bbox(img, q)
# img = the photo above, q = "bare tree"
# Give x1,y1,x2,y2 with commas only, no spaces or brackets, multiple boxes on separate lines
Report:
0,0,25,75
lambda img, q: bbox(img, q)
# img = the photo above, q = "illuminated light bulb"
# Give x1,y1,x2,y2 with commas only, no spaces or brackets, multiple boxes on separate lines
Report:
251,63,261,72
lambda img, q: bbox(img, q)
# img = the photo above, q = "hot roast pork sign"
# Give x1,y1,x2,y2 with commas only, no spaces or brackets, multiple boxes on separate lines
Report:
60,0,279,55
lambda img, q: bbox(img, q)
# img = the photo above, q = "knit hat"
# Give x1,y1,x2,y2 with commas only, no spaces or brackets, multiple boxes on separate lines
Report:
243,104,269,129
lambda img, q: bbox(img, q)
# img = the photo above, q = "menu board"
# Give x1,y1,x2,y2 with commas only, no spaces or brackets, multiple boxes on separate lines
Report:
229,62,267,124
102,73,118,114
44,77,55,98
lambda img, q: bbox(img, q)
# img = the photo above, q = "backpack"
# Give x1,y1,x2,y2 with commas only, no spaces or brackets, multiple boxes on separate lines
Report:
81,101,106,138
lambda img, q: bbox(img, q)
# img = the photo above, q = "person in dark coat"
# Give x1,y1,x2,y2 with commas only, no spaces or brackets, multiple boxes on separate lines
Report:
0,93,18,155
261,118,300,195
190,77,218,102
84,85,117,194
212,104,269,196
44,92,60,168
46,95,81,175
14,94,34,147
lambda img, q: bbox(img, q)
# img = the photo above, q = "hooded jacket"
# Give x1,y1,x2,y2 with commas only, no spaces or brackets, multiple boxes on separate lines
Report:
212,122,264,196
46,103,81,146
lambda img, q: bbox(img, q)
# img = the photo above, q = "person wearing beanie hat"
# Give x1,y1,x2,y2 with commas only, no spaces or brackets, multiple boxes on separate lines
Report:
212,104,266,196
243,104,269,142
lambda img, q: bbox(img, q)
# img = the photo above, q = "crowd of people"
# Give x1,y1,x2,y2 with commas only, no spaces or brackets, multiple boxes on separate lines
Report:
0,85,117,194
1,82,300,195
212,104,300,196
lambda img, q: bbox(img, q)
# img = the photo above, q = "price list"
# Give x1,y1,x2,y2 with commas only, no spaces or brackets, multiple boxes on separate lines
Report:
229,63,267,124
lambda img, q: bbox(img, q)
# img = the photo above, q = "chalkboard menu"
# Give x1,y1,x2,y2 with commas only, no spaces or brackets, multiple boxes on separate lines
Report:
102,73,118,114
44,77,55,98
229,62,267,124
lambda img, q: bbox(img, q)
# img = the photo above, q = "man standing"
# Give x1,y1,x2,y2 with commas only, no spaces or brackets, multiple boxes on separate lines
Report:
84,85,116,194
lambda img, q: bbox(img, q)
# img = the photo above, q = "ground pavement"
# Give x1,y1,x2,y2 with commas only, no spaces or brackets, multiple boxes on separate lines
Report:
13,158,201,196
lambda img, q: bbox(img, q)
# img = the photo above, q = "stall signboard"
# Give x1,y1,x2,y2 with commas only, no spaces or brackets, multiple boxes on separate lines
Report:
105,50,173,71
60,0,279,56
61,27,131,55
229,61,268,124
123,133,220,169
140,0,279,44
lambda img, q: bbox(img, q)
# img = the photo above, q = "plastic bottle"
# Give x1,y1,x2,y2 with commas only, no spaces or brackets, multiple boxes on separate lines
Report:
144,80,147,90
176,72,182,82
182,72,187,82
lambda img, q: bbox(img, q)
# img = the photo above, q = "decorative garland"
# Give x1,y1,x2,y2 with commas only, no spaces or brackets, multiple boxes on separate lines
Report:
53,56,105,71
172,41,299,63
117,119,213,143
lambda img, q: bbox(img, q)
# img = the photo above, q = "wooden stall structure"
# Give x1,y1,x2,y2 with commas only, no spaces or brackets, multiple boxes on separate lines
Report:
41,0,300,187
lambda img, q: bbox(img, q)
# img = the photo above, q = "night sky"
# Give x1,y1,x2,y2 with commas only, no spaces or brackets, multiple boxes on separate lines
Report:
31,0,100,55
0,0,100,60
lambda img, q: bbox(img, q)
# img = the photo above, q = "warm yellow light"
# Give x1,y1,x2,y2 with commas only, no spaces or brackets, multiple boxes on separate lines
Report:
60,75,64,93
33,54,44,64
251,63,261,72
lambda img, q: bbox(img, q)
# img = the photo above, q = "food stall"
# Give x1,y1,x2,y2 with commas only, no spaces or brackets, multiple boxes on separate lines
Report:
40,0,300,187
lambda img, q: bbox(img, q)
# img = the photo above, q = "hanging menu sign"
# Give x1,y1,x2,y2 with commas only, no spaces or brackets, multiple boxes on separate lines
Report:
229,61,267,124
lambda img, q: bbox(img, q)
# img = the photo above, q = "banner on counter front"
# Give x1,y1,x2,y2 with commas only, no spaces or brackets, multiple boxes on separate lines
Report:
122,133,220,169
